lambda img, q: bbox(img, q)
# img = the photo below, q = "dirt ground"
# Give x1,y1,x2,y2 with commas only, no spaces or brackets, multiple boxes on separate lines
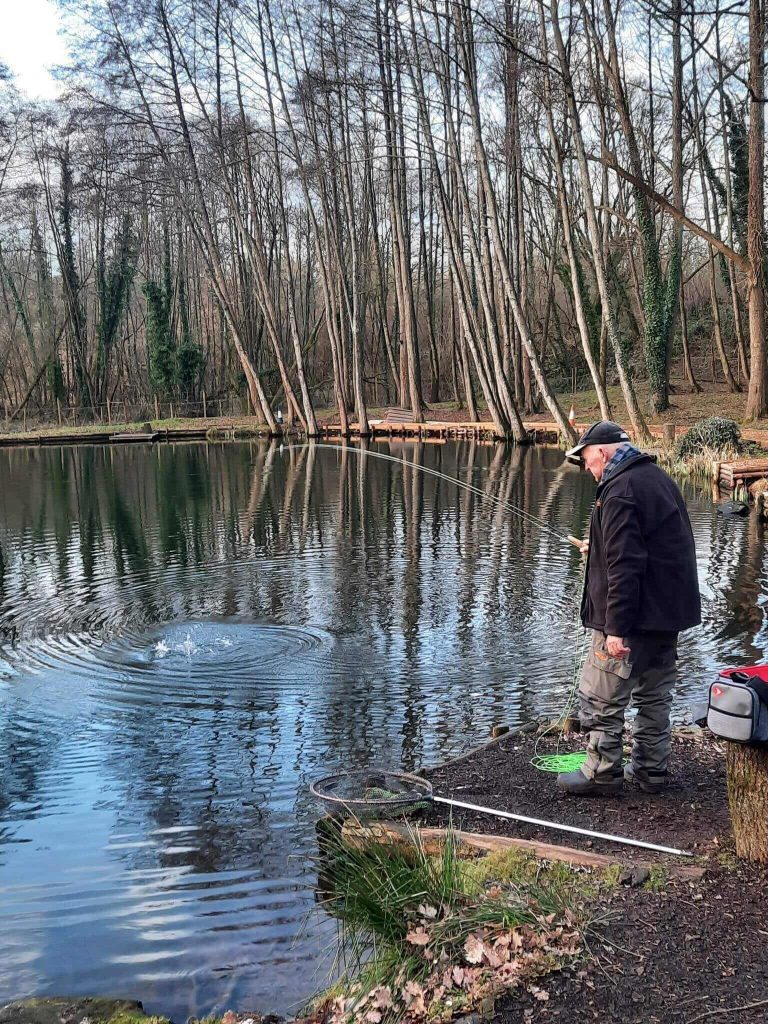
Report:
422,727,729,860
422,728,768,1023
508,860,768,1023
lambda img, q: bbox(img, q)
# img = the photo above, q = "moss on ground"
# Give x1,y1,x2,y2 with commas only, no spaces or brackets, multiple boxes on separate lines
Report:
98,1014,170,1024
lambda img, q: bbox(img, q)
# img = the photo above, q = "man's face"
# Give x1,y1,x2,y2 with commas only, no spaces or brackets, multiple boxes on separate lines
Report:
582,444,613,481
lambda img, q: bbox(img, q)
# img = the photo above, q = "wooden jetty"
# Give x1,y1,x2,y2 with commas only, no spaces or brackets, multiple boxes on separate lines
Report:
320,419,562,442
0,425,211,448
718,458,768,489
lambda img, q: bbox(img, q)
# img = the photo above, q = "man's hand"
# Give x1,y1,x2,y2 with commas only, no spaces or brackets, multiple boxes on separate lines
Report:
606,635,630,658
579,538,590,557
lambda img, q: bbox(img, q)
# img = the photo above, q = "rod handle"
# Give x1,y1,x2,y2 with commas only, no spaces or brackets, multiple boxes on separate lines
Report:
567,535,584,549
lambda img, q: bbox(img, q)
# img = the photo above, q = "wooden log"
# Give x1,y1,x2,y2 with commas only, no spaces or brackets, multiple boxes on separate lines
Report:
722,459,768,472
663,422,676,443
726,743,768,862
340,820,705,880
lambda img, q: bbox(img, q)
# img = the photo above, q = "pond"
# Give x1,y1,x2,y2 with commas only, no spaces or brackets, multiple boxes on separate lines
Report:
0,440,765,1020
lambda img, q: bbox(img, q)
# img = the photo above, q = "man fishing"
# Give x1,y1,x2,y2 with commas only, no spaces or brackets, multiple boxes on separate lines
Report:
558,420,701,796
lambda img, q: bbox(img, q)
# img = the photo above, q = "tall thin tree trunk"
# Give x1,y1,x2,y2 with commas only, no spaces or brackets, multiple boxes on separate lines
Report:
746,0,767,419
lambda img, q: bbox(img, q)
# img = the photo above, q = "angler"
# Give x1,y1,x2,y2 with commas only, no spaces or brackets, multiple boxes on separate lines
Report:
559,420,701,796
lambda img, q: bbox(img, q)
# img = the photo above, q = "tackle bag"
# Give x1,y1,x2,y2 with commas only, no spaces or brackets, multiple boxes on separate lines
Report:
707,666,768,746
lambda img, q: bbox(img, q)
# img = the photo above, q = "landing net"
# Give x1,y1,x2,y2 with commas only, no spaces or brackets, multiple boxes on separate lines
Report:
310,769,433,819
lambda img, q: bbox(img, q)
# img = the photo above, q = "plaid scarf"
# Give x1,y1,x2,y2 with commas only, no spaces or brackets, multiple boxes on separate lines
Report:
600,443,639,484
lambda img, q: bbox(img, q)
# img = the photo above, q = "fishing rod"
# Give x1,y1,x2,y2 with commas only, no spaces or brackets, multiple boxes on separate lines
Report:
279,441,585,551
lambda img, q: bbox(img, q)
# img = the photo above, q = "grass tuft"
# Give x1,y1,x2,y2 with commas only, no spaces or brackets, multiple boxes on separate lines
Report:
308,823,589,1022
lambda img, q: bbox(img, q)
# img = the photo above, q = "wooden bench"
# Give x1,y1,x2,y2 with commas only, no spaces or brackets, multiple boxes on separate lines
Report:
382,407,418,424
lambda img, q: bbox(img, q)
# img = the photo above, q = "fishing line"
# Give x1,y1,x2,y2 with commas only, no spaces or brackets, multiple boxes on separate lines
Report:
279,439,591,766
278,441,575,544
531,751,587,773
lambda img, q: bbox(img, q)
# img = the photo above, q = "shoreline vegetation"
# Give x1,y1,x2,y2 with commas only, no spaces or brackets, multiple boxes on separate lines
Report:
5,393,768,507
4,385,768,447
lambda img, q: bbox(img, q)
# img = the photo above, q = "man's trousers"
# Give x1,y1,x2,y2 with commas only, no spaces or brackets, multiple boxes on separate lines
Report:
578,630,678,780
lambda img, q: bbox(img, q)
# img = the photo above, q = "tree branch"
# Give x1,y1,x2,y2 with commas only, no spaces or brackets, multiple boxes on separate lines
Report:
593,150,749,273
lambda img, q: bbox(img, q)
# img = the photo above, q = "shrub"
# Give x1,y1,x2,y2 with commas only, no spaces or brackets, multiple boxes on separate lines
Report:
673,417,742,460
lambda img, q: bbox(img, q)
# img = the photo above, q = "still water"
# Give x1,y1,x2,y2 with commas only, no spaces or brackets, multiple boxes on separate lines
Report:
0,441,765,1018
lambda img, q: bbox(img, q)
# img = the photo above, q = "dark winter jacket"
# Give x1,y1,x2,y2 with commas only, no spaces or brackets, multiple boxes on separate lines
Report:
580,451,701,637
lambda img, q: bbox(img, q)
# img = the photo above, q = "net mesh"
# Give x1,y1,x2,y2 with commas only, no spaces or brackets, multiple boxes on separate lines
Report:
310,769,433,819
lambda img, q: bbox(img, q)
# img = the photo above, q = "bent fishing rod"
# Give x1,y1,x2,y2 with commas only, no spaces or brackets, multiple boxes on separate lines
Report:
279,441,586,552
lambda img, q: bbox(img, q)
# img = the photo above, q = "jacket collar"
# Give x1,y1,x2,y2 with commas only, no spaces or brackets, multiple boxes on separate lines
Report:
595,449,652,496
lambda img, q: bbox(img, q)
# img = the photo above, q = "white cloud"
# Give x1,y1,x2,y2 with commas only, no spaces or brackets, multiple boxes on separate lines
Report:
0,0,69,100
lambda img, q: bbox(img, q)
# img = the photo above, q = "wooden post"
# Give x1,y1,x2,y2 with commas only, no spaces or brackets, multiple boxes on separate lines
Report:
154,395,160,421
170,401,175,420
57,399,62,426
106,397,112,424
663,422,676,444
202,391,207,419
727,742,768,862
23,408,27,432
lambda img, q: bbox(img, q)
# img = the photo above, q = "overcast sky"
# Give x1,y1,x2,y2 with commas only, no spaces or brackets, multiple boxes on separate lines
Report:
1,0,68,100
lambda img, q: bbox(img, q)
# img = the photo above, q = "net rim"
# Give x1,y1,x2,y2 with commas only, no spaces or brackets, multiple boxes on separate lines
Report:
309,769,433,810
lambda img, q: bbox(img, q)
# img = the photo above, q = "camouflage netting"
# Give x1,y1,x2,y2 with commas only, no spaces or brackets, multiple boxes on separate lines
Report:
673,417,743,460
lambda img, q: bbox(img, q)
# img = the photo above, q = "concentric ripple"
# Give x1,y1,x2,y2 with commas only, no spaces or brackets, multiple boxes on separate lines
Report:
4,620,329,680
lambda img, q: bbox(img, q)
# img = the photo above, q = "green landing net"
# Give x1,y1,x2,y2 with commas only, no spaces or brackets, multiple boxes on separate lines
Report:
530,751,588,773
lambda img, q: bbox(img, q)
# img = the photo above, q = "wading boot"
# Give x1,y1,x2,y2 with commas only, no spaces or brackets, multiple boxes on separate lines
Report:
624,764,668,794
556,768,623,796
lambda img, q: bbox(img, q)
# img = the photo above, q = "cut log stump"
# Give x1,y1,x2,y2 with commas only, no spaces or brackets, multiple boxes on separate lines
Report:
726,742,768,862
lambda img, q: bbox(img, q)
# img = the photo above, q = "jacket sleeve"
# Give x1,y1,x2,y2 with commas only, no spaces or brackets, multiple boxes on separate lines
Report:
601,495,647,637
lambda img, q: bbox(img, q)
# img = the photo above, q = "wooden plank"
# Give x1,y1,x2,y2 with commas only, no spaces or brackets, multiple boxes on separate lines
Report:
108,432,159,442
383,407,418,424
721,459,768,472
340,820,705,881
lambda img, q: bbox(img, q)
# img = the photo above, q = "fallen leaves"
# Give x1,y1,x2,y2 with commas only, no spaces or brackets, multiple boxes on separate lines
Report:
335,919,580,1022
463,933,485,964
310,878,583,1024
406,926,431,947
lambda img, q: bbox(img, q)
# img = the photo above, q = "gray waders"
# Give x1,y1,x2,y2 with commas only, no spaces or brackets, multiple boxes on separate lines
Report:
579,630,679,781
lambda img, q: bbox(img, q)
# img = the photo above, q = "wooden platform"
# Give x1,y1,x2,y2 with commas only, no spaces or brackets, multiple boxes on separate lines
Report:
320,420,562,442
719,458,768,488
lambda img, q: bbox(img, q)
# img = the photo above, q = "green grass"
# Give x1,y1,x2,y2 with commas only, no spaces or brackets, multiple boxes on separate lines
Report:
643,866,670,892
98,1014,170,1024
309,825,592,1022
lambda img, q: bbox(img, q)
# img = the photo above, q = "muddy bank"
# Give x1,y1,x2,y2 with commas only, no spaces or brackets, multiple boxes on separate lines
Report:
506,858,768,1023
